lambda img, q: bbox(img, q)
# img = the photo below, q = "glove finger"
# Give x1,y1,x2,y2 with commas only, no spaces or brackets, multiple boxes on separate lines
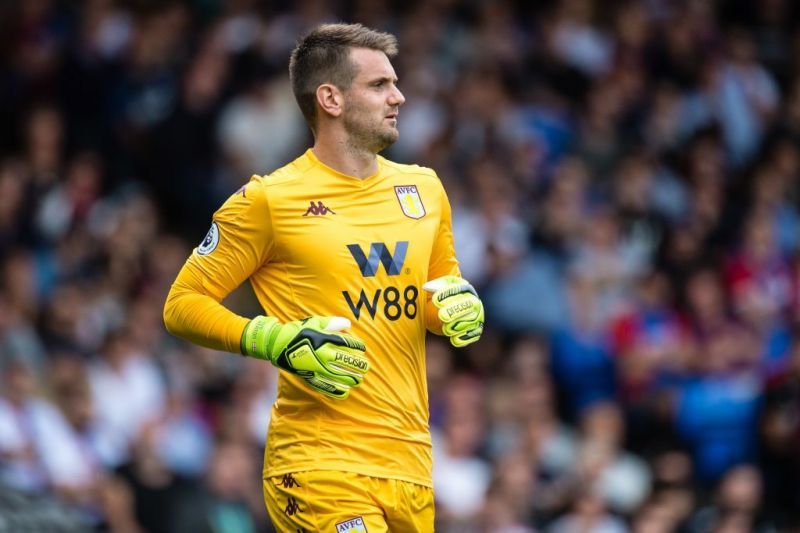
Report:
293,328,366,353
320,316,352,332
449,324,483,347
422,275,466,294
296,316,352,333
304,375,351,400
430,285,477,309
442,317,481,336
314,368,360,388
330,332,367,352
314,333,367,354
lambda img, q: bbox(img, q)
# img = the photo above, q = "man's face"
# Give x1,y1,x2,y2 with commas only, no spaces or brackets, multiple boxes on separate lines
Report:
341,47,405,153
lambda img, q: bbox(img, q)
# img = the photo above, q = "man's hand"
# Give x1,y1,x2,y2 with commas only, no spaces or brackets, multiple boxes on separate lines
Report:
423,276,484,347
241,316,368,400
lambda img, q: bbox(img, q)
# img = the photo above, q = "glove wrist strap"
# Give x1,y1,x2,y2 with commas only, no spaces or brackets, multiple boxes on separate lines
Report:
241,316,280,360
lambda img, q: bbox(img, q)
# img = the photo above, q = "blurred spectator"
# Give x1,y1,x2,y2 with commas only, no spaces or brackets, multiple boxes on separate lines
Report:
546,489,627,533
643,449,697,531
550,274,616,418
225,359,277,447
35,151,102,243
88,329,166,466
171,440,266,533
748,150,800,257
150,386,212,478
546,0,613,78
0,293,46,373
432,374,492,525
49,358,135,528
610,270,692,451
0,357,72,493
674,268,763,483
531,157,590,257
478,451,538,532
115,423,192,533
724,209,793,376
611,270,690,403
686,465,773,532
760,336,800,522
711,29,780,167
570,207,644,321
217,72,306,185
0,159,32,254
578,403,651,514
24,104,64,190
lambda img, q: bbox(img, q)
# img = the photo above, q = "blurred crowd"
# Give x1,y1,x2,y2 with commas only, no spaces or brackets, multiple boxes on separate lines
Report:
1,0,800,531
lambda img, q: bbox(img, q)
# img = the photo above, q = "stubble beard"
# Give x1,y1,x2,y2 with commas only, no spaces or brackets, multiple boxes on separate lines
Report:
343,103,399,155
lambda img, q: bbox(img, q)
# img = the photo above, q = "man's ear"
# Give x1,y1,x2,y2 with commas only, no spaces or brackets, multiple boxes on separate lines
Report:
316,84,344,118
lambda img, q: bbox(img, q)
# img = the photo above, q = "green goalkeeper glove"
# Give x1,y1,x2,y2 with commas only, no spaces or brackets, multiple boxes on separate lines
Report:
241,316,368,400
423,276,484,347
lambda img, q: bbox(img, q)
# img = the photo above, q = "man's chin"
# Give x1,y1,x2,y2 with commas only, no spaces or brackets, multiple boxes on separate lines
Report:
373,130,399,153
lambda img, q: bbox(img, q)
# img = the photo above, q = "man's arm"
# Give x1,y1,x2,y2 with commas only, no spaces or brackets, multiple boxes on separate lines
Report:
163,178,370,399
425,180,461,335
424,179,483,347
163,179,273,353
163,268,250,353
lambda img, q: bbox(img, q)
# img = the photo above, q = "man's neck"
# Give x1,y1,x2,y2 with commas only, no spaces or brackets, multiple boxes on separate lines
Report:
312,138,379,179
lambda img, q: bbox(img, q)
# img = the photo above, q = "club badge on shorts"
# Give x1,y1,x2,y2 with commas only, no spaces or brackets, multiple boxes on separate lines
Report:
395,185,426,219
335,516,368,532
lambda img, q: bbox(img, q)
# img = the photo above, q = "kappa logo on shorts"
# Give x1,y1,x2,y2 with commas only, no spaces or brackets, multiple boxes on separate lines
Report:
335,516,367,532
277,474,300,488
284,496,301,516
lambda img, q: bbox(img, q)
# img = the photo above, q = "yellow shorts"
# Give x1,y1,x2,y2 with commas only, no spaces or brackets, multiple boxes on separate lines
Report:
263,470,434,532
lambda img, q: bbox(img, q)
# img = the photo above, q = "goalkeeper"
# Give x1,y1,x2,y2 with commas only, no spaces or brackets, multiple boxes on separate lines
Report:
163,22,483,533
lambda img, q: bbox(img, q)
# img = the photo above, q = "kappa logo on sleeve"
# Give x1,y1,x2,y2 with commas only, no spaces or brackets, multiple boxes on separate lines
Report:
197,222,220,255
335,517,367,532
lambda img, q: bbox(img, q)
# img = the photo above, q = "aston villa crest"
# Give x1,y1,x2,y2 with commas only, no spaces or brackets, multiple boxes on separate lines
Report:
394,185,426,219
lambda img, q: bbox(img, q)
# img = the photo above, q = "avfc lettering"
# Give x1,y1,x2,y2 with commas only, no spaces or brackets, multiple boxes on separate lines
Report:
343,242,418,321
336,517,367,532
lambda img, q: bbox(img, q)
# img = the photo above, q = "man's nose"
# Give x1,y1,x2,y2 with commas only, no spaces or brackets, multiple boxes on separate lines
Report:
389,86,405,106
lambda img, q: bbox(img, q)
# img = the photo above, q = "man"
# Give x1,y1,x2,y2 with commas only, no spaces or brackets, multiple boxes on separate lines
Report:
163,23,484,532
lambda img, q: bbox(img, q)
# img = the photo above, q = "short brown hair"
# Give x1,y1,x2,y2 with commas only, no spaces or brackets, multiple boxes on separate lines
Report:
289,23,398,129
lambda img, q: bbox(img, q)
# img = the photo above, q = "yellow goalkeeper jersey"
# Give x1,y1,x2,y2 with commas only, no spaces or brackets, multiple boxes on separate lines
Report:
164,149,460,487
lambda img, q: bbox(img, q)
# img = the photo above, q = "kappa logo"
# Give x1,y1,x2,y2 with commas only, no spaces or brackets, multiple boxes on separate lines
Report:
277,474,300,488
284,496,301,516
303,200,336,216
335,516,368,532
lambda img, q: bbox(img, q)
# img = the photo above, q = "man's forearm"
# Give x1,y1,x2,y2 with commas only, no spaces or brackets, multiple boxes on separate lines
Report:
163,280,249,354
